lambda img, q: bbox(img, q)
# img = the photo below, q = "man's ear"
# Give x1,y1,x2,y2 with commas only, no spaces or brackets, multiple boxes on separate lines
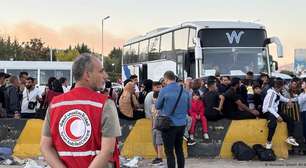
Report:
83,71,90,81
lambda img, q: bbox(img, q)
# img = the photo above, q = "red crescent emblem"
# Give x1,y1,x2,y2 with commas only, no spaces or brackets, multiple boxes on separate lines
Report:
65,117,81,140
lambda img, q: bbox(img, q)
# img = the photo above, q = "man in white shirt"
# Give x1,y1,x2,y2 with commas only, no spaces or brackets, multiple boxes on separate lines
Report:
262,77,298,149
21,77,42,118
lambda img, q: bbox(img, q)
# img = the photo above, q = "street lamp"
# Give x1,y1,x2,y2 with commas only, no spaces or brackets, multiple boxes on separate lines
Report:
101,16,110,67
111,63,115,73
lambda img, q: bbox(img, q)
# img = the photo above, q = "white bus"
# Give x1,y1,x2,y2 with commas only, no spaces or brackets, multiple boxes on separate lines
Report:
0,61,73,87
122,21,283,82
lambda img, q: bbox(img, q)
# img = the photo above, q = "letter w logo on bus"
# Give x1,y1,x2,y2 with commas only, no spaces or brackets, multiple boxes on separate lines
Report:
226,31,245,44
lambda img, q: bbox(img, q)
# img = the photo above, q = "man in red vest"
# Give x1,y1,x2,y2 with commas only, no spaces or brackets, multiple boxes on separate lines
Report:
40,53,121,168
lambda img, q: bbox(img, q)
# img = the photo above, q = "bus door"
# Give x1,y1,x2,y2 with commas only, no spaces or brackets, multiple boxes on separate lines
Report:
184,50,196,79
176,52,184,80
139,64,148,83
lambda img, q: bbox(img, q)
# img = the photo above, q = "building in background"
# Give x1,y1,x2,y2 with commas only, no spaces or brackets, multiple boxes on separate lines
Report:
294,49,306,73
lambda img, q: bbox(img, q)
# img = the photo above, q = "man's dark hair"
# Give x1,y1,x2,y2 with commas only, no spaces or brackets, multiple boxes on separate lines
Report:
163,71,176,81
19,71,28,78
47,77,56,89
207,80,216,88
230,77,241,87
59,77,67,84
72,53,96,82
130,75,138,80
253,82,261,90
260,73,269,79
274,77,284,89
207,76,217,82
0,72,10,79
292,77,300,83
51,79,64,93
246,71,254,76
152,81,161,86
303,78,306,83
123,79,132,86
27,77,35,82
220,76,230,81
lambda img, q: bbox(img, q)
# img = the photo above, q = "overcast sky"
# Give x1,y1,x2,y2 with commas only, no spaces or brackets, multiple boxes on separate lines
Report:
0,0,305,65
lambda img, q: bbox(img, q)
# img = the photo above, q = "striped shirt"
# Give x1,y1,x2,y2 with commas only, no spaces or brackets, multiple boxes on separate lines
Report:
262,88,290,118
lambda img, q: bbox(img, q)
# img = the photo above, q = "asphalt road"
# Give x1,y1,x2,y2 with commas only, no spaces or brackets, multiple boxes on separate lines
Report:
1,156,306,168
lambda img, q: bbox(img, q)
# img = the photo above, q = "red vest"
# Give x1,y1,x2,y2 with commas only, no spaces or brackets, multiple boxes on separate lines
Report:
50,87,119,168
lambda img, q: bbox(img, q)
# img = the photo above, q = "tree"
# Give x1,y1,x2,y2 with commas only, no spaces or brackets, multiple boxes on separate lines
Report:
75,43,91,54
21,38,50,61
103,47,122,82
55,49,80,61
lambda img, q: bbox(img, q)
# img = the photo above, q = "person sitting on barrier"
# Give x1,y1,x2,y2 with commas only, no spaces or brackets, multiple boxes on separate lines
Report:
130,74,140,98
218,76,230,94
203,80,224,121
189,90,209,140
119,81,145,119
259,73,271,101
222,77,260,120
252,83,263,116
262,77,299,149
150,91,164,166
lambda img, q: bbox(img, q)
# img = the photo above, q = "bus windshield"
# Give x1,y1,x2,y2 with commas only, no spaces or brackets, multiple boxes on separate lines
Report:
202,47,268,76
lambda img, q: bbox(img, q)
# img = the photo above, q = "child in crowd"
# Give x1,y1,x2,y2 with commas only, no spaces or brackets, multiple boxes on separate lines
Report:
262,78,299,149
150,91,163,165
189,90,209,140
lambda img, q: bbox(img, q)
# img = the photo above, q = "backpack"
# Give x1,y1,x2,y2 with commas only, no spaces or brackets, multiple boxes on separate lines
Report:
231,141,256,161
253,144,276,161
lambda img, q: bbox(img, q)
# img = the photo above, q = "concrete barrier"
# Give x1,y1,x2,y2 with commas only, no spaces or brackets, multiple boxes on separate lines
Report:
0,118,290,159
122,119,289,159
120,118,188,159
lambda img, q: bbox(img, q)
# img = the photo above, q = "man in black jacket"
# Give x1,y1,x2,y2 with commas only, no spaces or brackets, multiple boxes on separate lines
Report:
5,76,22,118
0,72,10,117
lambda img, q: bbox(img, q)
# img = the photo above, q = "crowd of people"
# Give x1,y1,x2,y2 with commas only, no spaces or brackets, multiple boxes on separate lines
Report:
117,71,306,167
0,71,69,119
1,54,306,168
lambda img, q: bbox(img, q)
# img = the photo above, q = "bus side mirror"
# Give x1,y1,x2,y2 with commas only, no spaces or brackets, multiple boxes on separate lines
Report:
266,37,283,58
194,37,202,60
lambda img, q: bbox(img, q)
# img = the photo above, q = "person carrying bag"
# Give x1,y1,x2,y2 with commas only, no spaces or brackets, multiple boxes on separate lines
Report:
155,71,189,168
155,85,183,131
